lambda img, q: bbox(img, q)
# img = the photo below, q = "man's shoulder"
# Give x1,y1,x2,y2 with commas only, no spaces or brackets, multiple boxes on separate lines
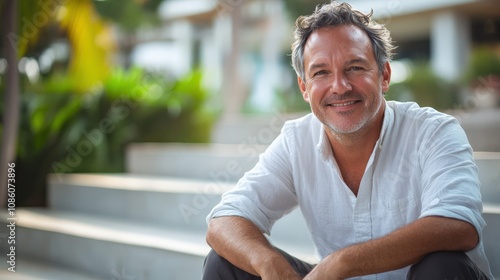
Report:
386,101,465,148
387,100,456,125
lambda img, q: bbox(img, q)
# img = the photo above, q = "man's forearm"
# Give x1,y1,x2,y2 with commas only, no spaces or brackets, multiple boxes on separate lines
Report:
305,216,478,279
206,216,302,279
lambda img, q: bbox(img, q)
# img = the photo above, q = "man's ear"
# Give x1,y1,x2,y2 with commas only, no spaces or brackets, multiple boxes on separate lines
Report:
298,76,309,103
382,61,391,93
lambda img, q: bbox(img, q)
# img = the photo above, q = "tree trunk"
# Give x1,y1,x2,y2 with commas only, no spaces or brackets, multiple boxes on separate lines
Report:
223,2,245,116
1,0,20,208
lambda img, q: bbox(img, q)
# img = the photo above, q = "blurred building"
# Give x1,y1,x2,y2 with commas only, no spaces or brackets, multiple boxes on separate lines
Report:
131,0,291,115
131,0,500,114
352,0,500,81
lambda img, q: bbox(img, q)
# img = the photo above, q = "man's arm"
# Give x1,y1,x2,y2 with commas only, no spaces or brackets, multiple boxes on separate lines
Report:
206,216,302,279
304,216,478,280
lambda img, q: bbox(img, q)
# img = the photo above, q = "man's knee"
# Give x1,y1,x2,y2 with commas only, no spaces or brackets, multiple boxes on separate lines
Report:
202,249,259,280
407,251,487,280
202,250,232,279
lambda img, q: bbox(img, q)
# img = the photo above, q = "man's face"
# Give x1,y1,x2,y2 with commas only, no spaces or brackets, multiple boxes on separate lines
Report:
298,25,391,136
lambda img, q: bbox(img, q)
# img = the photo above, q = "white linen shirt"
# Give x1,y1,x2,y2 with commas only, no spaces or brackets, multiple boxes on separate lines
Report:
207,101,493,279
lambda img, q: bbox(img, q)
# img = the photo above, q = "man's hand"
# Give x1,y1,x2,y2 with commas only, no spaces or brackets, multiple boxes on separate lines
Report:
303,252,345,280
256,251,303,280
303,216,477,279
206,216,303,279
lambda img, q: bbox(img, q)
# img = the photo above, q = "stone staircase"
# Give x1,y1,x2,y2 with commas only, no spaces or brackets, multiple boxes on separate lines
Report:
1,113,499,279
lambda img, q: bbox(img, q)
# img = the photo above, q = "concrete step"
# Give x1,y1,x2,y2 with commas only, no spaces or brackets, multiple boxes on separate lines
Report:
48,173,317,252
0,208,317,280
211,113,306,144
126,143,266,181
0,258,102,280
482,203,500,278
1,208,209,280
48,173,233,231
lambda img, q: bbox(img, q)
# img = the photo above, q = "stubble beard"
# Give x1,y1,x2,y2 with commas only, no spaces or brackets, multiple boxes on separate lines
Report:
314,94,385,143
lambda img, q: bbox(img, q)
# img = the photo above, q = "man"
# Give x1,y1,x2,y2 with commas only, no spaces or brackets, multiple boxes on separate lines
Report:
203,1,493,279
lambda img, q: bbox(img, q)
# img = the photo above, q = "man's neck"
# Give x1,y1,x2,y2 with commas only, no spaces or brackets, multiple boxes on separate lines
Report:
324,108,385,195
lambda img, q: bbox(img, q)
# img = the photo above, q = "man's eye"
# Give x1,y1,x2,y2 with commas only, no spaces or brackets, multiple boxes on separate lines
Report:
313,70,328,77
348,66,363,72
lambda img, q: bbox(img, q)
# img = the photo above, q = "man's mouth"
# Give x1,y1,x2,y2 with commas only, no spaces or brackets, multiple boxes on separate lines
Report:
329,100,358,107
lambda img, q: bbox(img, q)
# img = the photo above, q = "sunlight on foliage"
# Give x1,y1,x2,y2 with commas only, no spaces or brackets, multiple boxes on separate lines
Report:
58,0,116,93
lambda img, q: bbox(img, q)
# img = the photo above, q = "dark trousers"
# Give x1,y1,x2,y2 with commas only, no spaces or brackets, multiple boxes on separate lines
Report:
202,249,489,280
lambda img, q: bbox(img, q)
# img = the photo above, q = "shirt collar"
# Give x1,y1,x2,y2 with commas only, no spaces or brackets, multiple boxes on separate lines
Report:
378,100,394,150
316,123,332,162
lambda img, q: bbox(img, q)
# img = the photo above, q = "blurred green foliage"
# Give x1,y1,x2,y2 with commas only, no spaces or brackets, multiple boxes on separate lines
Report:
464,47,500,84
284,0,327,21
94,0,163,31
1,68,215,205
0,0,216,206
386,62,459,110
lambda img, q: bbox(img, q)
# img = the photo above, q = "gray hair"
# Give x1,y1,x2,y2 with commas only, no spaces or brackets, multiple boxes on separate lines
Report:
291,1,395,81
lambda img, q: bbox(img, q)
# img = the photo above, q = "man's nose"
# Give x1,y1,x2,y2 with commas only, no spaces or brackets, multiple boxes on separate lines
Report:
330,73,352,94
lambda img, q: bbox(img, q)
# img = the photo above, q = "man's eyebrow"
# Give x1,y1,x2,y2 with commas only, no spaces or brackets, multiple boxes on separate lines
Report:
308,58,370,73
308,63,328,73
346,58,370,65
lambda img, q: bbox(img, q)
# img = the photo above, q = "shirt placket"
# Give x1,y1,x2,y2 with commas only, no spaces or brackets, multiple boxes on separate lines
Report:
352,147,378,280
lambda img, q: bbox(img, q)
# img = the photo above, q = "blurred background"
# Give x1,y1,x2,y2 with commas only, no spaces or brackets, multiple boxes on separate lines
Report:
0,0,499,279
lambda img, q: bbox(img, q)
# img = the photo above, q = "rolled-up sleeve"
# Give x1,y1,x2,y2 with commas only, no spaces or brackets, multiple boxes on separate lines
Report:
418,117,485,240
206,125,299,235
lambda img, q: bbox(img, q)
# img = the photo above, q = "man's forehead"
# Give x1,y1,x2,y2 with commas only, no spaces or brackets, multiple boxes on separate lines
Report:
303,25,374,65
305,25,371,50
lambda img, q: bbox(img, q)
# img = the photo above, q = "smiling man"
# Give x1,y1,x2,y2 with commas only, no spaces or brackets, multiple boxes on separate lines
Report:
202,1,493,279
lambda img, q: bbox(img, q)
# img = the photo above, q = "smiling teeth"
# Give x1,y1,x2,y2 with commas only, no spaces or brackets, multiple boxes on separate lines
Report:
331,101,356,107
